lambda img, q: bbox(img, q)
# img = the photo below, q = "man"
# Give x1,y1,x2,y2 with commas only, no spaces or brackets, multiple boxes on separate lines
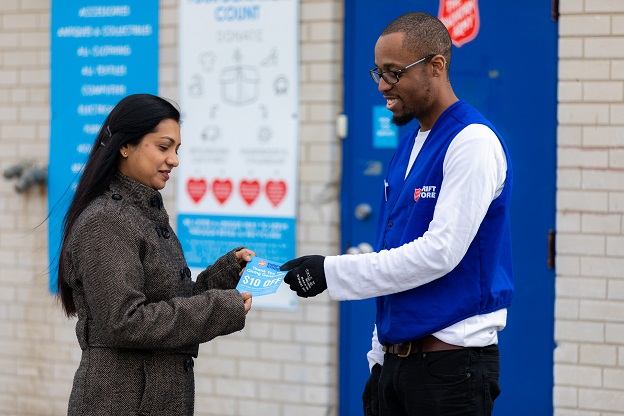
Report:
281,11,513,416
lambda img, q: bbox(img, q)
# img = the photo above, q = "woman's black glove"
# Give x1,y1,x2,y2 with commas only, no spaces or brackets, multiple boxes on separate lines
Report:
362,363,382,416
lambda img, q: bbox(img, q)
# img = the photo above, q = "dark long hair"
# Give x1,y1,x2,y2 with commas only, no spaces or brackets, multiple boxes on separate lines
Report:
57,94,180,317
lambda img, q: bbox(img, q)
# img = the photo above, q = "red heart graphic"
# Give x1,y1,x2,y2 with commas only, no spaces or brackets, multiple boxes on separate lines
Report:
265,180,287,207
212,179,232,204
240,180,260,205
187,178,207,203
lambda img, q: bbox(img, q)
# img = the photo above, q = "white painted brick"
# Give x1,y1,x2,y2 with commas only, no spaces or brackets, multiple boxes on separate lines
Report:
582,256,624,278
558,212,582,233
558,190,608,213
238,400,281,416
559,103,609,125
557,234,605,256
555,363,602,387
583,126,624,147
606,236,624,256
580,343,617,366
303,344,333,365
238,359,281,381
300,3,339,21
1,13,38,30
611,103,624,125
0,70,18,86
586,0,624,13
586,38,624,58
558,0,583,13
609,192,624,213
555,407,599,416
294,323,333,344
558,126,582,146
300,43,338,62
559,38,584,58
559,81,583,101
556,320,605,343
557,277,606,299
610,149,624,168
607,279,624,301
555,341,579,363
283,363,333,385
582,213,621,234
310,21,338,42
559,15,611,36
558,168,582,189
612,60,624,79
559,148,608,168
215,337,259,359
303,384,333,404
259,381,302,403
259,341,304,362
554,385,578,407
195,356,236,378
579,387,624,412
604,368,624,389
556,297,580,320
215,378,257,399
606,323,624,343
283,404,333,416
559,60,610,81
195,394,235,415
584,81,624,101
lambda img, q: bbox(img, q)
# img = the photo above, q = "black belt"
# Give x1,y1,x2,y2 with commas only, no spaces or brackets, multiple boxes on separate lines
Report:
383,335,465,357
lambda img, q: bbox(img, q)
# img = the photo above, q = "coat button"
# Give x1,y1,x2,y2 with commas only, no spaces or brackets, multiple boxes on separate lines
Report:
162,228,170,239
388,222,393,227
111,194,122,200
149,196,162,208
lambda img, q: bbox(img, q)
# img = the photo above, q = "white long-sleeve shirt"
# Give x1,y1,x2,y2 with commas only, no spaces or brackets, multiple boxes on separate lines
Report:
324,123,509,369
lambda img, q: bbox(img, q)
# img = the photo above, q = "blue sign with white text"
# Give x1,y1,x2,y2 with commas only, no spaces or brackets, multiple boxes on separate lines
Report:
48,1,159,293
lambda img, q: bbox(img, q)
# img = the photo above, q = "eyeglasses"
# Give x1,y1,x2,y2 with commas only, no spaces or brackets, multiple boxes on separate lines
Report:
369,54,435,85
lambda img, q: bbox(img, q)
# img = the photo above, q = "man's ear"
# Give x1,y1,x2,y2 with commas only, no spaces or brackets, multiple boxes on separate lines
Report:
430,55,448,77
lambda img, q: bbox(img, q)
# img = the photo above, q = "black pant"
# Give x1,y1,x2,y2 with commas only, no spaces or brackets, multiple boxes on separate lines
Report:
379,345,501,416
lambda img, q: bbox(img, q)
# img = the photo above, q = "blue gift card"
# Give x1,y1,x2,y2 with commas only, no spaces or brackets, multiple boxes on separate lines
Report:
236,257,287,296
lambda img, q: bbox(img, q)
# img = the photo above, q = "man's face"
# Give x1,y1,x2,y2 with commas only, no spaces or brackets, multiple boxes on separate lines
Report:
373,32,434,127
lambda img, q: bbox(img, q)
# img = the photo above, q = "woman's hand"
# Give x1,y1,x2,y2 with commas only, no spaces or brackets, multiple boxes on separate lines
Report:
241,292,252,314
235,248,256,265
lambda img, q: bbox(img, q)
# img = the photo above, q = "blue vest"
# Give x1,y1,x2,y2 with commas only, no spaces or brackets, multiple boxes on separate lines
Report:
374,101,514,345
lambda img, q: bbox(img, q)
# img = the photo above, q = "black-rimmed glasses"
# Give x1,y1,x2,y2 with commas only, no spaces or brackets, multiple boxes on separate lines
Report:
369,54,435,84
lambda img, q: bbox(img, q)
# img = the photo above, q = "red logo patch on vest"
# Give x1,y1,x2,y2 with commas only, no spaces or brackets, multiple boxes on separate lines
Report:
414,188,422,202
438,0,480,48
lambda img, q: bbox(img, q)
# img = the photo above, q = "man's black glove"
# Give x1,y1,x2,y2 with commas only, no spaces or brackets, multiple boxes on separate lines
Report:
280,255,327,298
362,363,382,416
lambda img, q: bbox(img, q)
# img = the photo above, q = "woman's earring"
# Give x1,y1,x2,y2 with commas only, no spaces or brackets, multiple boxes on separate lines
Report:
123,152,128,157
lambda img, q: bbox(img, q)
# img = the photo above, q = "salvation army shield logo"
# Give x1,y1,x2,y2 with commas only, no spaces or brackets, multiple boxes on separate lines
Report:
438,0,480,48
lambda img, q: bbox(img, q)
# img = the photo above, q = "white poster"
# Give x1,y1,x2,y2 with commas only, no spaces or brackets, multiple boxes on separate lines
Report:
178,0,299,310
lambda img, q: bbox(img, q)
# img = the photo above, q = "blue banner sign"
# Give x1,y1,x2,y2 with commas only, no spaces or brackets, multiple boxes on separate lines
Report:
48,1,159,293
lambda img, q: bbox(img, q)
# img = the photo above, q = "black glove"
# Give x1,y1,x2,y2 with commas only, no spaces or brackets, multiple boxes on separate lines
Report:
362,363,382,416
280,255,327,298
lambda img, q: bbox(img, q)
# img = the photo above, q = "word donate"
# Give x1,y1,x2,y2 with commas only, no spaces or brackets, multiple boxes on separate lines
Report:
236,256,287,296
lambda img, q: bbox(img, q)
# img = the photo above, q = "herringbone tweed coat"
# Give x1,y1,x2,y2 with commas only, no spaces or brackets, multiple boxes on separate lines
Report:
64,172,247,415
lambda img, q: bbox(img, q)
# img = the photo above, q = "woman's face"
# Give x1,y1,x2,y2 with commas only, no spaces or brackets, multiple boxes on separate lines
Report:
118,118,181,190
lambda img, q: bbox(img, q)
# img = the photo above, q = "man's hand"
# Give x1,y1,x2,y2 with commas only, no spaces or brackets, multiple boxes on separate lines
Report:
280,255,327,297
362,363,382,416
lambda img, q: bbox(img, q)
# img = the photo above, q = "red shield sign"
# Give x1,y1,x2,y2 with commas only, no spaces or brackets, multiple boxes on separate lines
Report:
438,0,480,48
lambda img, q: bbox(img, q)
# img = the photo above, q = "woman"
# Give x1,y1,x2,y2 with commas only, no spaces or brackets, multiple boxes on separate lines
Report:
57,93,253,415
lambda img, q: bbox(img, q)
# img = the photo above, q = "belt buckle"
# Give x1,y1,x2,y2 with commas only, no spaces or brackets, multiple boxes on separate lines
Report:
397,341,412,357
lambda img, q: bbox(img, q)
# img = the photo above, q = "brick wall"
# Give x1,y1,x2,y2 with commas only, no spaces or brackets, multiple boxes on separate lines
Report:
555,1,624,415
0,0,342,415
